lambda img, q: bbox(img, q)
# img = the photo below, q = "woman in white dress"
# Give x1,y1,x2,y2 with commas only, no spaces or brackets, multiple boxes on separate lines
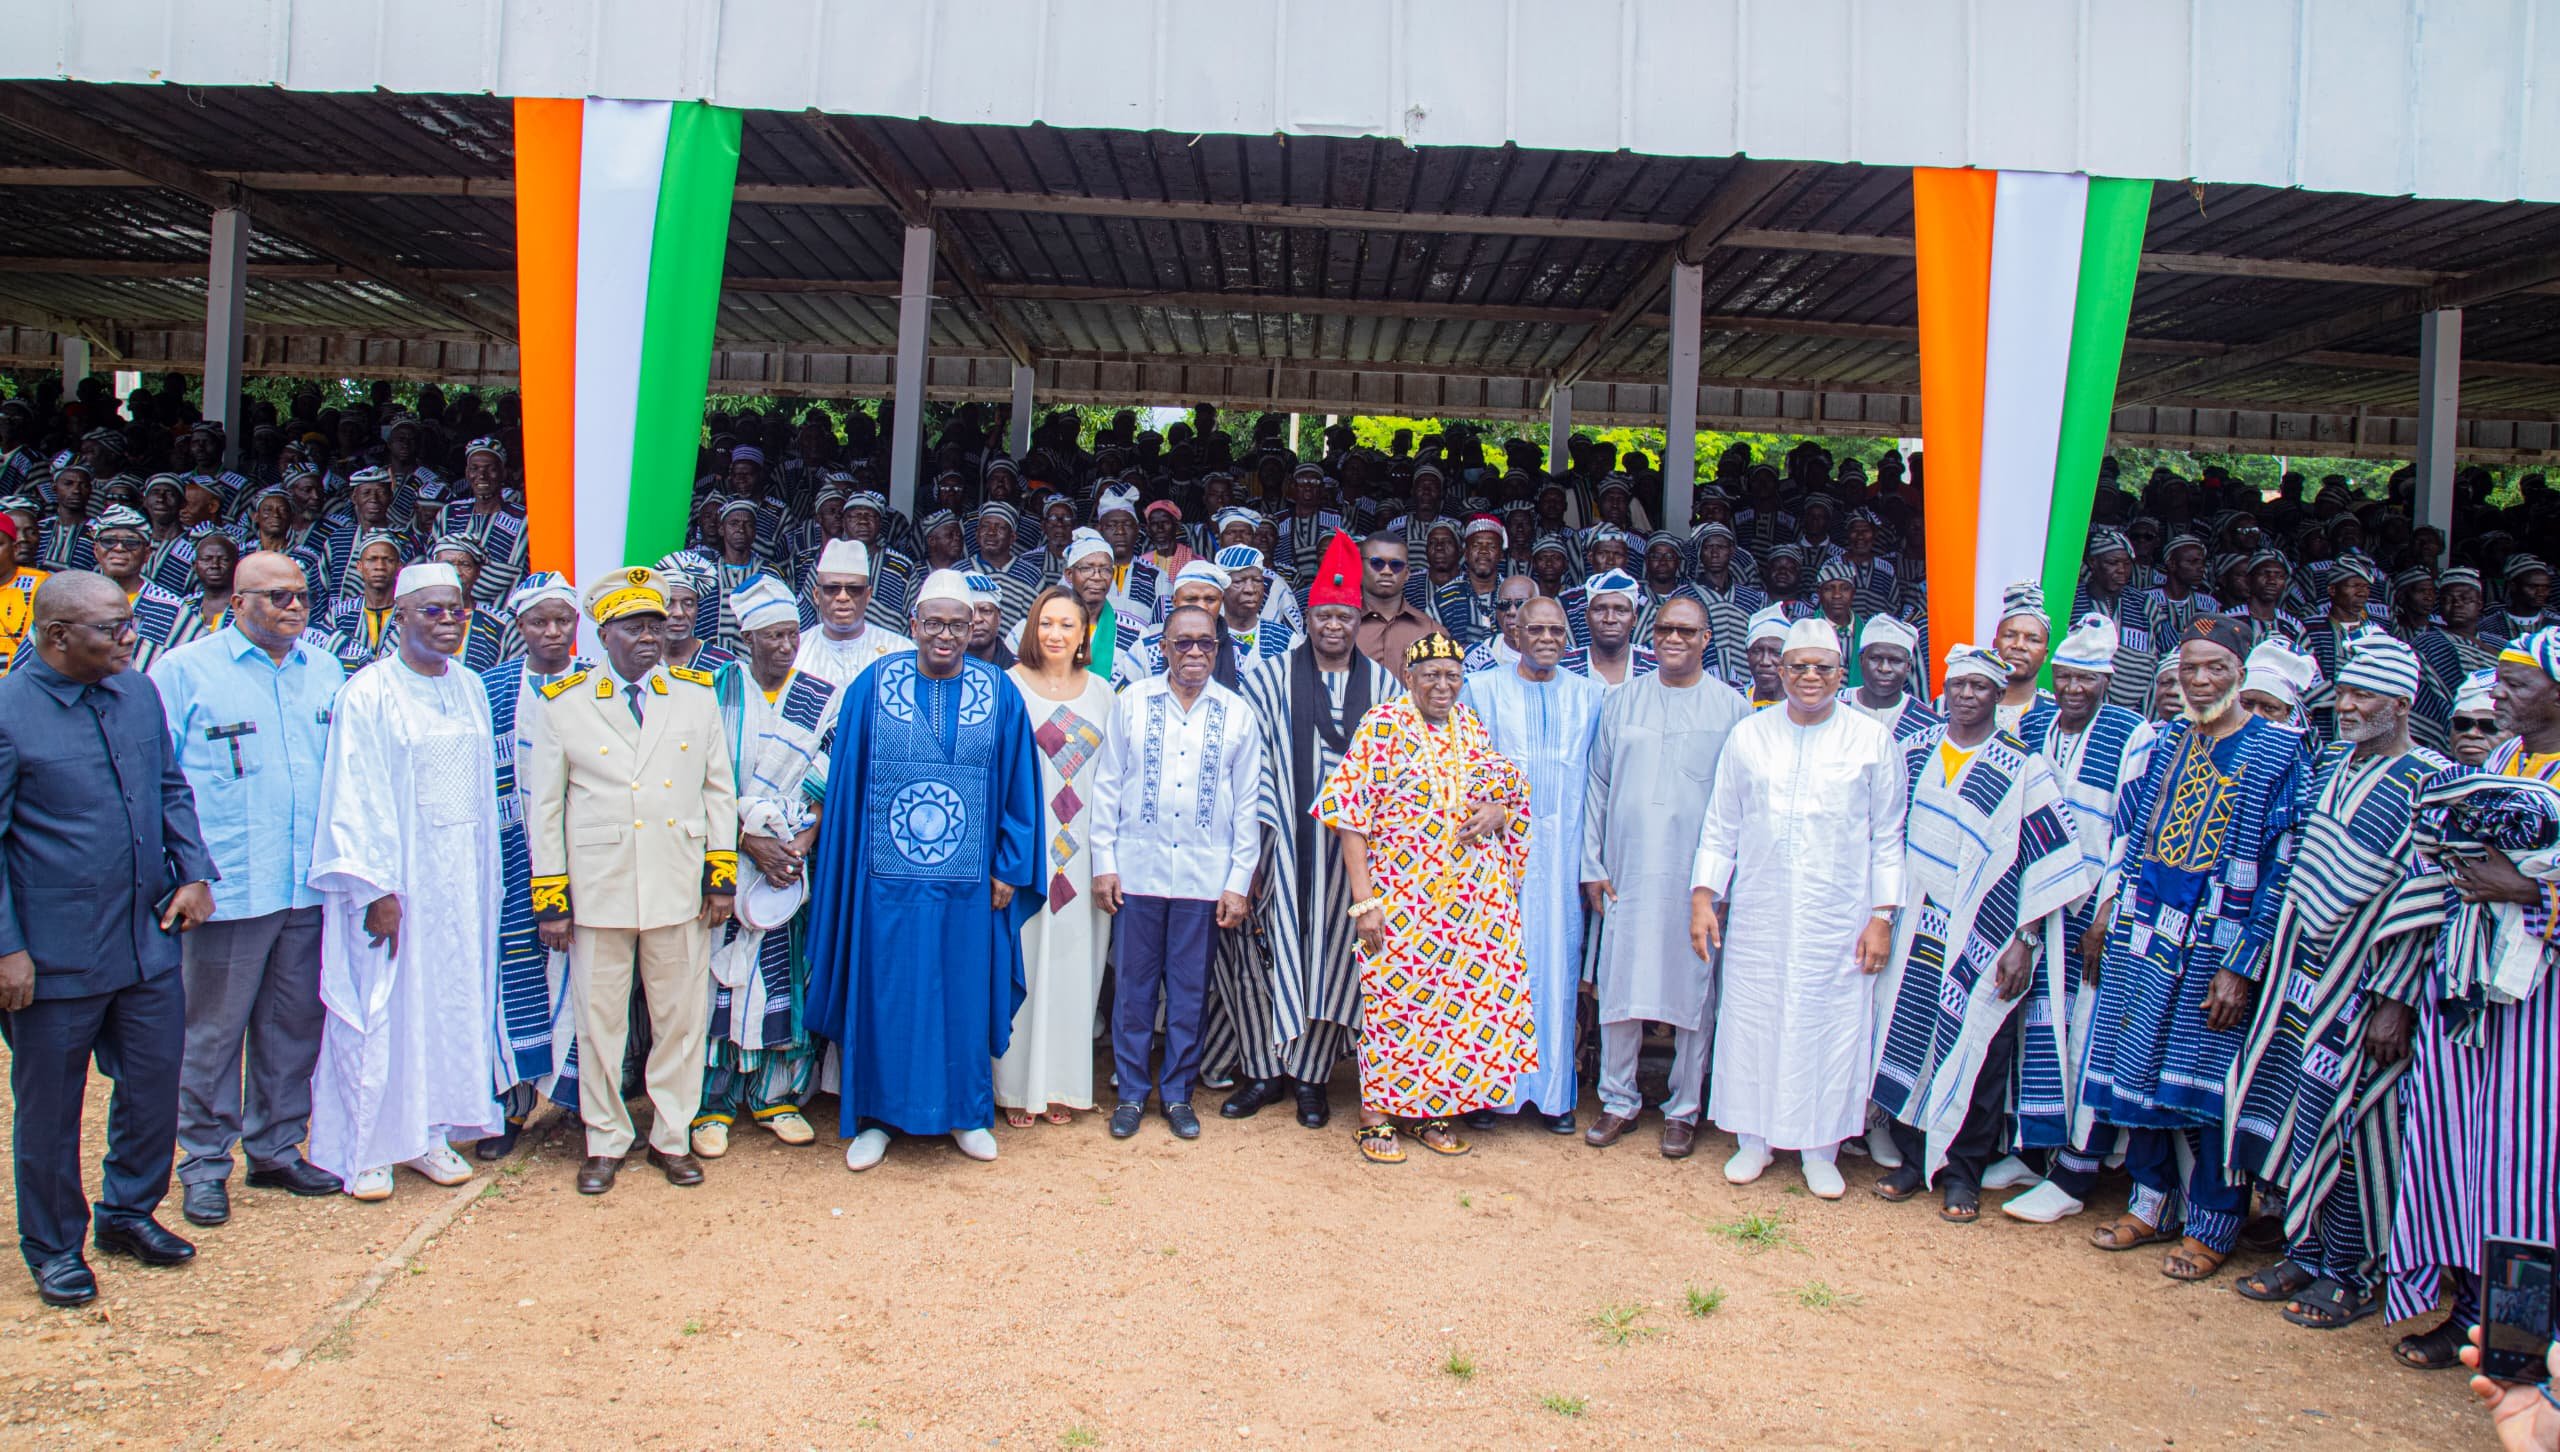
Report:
997,587,1118,1125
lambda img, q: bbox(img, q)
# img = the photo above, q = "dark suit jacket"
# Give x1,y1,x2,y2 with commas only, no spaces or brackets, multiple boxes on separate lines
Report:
0,651,217,998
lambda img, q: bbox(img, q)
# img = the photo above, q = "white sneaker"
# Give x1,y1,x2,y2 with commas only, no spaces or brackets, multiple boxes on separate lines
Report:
403,1142,473,1186
843,1128,891,1172
1982,1154,2037,1190
2001,1180,2087,1224
1723,1143,1772,1185
1864,1121,1904,1169
347,1166,394,1201
1802,1156,1846,1200
951,1127,999,1162
690,1121,730,1158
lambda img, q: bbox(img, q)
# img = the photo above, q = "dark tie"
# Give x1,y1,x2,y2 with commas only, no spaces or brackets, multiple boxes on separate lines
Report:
627,680,644,726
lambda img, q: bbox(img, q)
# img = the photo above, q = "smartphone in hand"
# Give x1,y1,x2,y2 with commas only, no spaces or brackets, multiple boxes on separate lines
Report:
2481,1236,2556,1383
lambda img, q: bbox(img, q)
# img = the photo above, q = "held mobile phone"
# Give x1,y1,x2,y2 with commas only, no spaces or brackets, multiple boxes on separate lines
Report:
2481,1236,2556,1383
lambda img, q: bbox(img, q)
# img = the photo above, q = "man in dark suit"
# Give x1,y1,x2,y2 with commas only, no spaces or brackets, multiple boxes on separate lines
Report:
0,570,217,1307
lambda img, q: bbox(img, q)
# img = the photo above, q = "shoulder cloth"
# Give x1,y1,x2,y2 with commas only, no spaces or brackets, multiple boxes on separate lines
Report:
668,665,715,687
538,669,589,700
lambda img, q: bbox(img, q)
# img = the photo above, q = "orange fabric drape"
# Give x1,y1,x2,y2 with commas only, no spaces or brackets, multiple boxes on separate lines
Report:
512,97,583,576
1910,167,1998,694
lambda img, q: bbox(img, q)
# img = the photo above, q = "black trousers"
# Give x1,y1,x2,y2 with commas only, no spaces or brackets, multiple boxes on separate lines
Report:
1,970,185,1266
1887,1003,2021,1193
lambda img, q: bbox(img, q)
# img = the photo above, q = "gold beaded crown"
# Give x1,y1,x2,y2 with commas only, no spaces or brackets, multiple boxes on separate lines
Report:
1404,631,1466,666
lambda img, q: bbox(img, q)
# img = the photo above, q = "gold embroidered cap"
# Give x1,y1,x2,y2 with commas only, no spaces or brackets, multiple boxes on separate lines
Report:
583,566,668,625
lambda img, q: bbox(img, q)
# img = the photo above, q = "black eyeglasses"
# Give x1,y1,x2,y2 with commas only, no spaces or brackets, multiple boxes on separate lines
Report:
239,588,309,608
2453,715,2500,732
1781,661,1841,677
912,618,968,638
66,615,137,640
1365,558,1408,572
410,603,469,623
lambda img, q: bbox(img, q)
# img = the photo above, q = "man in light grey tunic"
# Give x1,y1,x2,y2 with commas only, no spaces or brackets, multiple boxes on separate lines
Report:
1578,595,1752,1158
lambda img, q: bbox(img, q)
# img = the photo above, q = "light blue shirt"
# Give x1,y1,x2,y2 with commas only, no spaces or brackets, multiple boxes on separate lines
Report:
152,624,345,920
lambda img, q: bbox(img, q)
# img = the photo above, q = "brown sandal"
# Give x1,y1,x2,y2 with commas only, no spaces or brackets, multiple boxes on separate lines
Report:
1415,1119,1472,1157
1357,1124,1406,1164
2160,1236,2229,1281
2089,1213,2178,1252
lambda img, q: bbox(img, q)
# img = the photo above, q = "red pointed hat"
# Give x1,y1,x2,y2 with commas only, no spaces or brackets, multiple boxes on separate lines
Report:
1308,529,1363,610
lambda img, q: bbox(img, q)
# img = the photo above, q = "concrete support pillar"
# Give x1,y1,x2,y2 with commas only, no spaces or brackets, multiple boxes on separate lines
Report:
1549,384,1572,475
60,335,90,393
889,223,936,518
1660,260,1704,536
2414,307,2461,542
204,206,251,467
1008,362,1034,457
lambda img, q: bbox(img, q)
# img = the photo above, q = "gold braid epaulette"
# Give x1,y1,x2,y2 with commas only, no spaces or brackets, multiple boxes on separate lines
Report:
668,665,715,687
529,873,571,921
538,670,589,700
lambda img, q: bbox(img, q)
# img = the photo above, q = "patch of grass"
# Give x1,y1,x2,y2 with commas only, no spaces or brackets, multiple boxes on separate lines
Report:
680,1319,704,1336
1441,1349,1476,1380
1457,1192,1472,1209
1711,1210,1795,1252
1683,1284,1726,1317
855,1417,882,1432
1061,1428,1099,1448
1780,1183,1809,1197
1589,1303,1659,1347
478,1180,505,1201
406,1260,429,1276
1794,1280,1862,1310
1539,1393,1587,1418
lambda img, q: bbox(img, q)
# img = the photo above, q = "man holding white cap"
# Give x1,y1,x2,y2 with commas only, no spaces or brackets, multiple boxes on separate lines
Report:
305,560,505,1202
1690,614,1907,1199
522,566,739,1195
794,537,911,689
693,574,836,1159
1838,613,1940,743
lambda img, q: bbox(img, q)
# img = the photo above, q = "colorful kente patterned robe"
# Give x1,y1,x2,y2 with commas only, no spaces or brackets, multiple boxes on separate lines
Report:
1314,697,1538,1118
2075,715,2307,1145
1872,726,2092,1177
2224,742,2454,1294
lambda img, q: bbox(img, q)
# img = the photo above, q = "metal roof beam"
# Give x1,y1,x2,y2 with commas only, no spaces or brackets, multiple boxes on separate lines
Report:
0,87,516,341
802,113,1035,368
1715,227,2560,295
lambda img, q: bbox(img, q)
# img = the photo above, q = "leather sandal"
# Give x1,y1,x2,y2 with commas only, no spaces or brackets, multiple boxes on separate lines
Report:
2160,1236,2229,1281
1356,1123,1405,1164
2088,1212,2179,1251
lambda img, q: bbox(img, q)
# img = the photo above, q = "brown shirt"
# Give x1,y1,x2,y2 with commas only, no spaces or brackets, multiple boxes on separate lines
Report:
1355,601,1437,681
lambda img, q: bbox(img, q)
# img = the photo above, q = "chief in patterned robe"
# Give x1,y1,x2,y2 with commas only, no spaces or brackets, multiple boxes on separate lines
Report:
2078,696,2307,1269
2225,734,2452,1319
1872,717,2090,1198
478,637,589,1137
804,652,1042,1144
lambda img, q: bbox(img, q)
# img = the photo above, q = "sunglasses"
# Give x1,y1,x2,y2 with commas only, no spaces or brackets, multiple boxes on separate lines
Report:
2453,715,2500,733
1165,637,1218,656
410,603,468,623
1365,558,1408,572
239,587,310,608
815,581,869,597
1781,661,1841,677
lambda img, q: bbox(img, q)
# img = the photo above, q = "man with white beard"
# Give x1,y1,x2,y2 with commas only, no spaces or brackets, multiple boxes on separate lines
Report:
1690,616,1908,1199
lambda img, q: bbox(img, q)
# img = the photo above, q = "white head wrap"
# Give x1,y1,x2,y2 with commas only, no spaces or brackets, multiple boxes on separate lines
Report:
815,537,871,578
2454,667,2498,717
1173,560,1230,592
393,562,461,599
1859,614,1917,655
1780,616,1842,657
2242,638,2322,711
1746,604,1792,647
1064,528,1114,567
2052,612,2121,674
913,568,975,610
505,570,579,617
731,575,800,635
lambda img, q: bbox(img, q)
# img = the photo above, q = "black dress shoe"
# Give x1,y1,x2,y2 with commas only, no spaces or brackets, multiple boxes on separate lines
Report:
180,1181,230,1228
30,1253,95,1308
1462,1108,1500,1131
1293,1081,1331,1129
644,1147,705,1186
576,1156,620,1195
1164,1102,1202,1140
246,1160,343,1197
93,1216,195,1268
1108,1102,1145,1139
1543,1110,1578,1135
1218,1077,1287,1120
474,1121,523,1161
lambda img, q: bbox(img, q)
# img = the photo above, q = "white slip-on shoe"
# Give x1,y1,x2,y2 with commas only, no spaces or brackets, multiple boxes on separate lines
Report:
690,1121,730,1159
1982,1154,2037,1190
762,1112,816,1146
1802,1156,1847,1201
2001,1180,2087,1224
1722,1143,1772,1185
1864,1121,1904,1169
951,1128,999,1162
403,1143,473,1186
347,1166,394,1201
843,1128,891,1172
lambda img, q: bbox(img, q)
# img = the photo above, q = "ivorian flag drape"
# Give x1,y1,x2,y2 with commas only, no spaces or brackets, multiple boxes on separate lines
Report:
1913,169,2148,690
512,97,743,588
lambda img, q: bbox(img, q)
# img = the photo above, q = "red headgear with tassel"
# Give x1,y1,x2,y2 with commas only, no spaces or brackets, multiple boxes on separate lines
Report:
1308,529,1363,611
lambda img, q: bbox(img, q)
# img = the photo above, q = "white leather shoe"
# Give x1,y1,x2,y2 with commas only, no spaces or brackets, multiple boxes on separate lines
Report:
1864,1121,1904,1169
1982,1154,2037,1190
951,1128,999,1162
762,1112,816,1146
2001,1180,2087,1224
403,1143,473,1186
1722,1143,1772,1185
690,1121,730,1159
347,1166,394,1201
843,1128,890,1172
1802,1156,1846,1200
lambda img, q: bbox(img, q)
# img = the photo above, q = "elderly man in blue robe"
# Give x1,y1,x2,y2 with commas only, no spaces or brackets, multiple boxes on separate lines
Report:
2078,614,2310,1282
1998,611,2158,1222
804,569,1043,1171
1869,644,2091,1224
1460,595,1605,1134
2222,633,2453,1331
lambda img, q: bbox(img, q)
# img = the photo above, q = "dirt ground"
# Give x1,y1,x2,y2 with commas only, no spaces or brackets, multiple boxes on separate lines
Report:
0,1050,2490,1451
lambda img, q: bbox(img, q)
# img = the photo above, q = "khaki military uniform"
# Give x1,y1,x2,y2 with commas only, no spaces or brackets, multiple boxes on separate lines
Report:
523,661,738,1159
